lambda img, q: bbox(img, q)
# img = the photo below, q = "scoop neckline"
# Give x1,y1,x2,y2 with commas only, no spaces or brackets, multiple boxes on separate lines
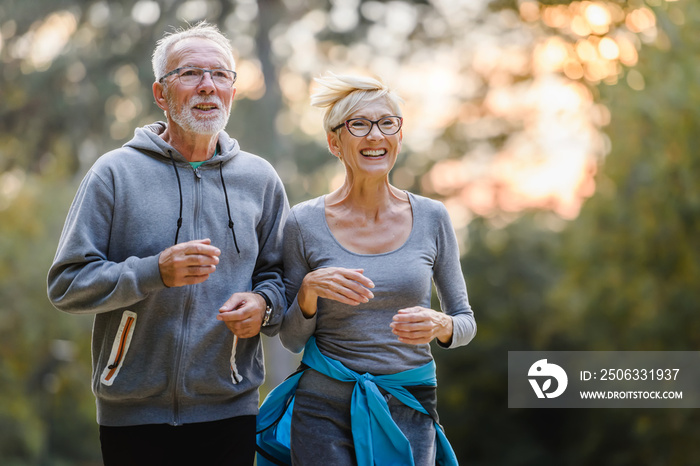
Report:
320,192,416,257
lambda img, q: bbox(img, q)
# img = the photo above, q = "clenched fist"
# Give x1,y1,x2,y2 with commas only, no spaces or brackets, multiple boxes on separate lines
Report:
158,239,221,287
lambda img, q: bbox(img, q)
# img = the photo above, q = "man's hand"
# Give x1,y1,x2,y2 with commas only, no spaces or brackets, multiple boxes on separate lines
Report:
390,307,453,346
158,239,221,287
217,292,267,338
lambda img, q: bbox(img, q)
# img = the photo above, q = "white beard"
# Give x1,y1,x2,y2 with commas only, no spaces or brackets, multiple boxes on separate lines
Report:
167,93,231,135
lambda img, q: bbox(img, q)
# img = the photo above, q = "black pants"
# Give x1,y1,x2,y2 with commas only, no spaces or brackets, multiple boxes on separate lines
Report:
99,415,256,466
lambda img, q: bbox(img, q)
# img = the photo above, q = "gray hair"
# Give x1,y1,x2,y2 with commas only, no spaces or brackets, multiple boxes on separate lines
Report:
152,22,235,81
310,72,403,133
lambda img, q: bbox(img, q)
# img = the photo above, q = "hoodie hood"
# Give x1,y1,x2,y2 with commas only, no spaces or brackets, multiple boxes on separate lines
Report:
120,122,244,250
123,121,241,166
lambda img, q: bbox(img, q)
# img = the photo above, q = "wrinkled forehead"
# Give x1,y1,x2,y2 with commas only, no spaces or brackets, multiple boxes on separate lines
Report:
167,37,233,70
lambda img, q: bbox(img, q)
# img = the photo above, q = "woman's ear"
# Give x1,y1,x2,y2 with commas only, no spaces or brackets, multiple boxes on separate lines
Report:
327,132,342,159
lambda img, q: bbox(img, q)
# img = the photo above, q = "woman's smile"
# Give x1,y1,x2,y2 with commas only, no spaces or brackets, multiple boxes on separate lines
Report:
361,149,387,158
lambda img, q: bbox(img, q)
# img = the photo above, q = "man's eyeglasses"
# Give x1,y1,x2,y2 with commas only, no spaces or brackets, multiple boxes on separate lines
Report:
332,116,403,137
159,66,237,88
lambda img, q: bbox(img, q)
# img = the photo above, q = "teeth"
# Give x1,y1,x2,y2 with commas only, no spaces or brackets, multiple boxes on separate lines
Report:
361,150,385,157
195,104,216,110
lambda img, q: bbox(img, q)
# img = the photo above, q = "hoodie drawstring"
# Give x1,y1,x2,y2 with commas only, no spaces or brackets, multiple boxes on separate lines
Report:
220,161,241,254
168,151,184,245
167,152,239,255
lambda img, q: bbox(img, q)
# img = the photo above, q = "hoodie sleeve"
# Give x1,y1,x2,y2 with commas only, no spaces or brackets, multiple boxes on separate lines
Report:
252,170,290,337
47,169,165,315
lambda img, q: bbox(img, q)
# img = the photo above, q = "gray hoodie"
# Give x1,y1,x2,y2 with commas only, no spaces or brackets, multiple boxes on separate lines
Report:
48,122,289,426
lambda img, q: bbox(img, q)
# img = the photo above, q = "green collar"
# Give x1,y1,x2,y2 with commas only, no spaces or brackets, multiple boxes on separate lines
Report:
189,146,218,169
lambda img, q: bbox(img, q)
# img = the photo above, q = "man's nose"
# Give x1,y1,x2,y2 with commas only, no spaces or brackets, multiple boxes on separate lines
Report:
197,71,216,92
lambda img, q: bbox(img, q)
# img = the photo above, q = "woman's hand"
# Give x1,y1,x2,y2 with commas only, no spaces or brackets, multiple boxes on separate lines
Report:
297,267,374,318
390,307,453,345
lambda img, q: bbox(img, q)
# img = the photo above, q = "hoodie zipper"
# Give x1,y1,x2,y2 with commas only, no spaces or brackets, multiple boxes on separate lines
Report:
171,167,203,426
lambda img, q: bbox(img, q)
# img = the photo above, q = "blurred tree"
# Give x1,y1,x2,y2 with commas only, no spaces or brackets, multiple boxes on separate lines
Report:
549,0,700,351
2,0,700,464
0,172,99,464
431,0,700,464
435,213,566,464
545,2,700,462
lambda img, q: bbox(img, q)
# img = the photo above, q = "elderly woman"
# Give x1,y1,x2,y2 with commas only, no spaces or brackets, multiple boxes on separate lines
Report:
256,73,476,466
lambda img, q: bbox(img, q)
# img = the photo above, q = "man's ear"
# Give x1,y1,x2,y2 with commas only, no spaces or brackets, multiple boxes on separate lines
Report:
153,81,168,113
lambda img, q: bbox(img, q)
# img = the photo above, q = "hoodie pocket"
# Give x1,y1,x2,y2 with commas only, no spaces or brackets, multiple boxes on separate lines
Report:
101,311,137,386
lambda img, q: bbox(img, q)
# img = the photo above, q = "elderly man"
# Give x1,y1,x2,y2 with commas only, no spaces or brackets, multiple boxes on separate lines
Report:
48,22,288,465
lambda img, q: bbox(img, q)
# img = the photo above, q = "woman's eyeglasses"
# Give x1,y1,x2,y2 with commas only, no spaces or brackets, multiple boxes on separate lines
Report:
332,116,403,137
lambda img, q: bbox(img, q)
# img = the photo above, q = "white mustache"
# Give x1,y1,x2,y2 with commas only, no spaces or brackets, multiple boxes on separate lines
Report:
189,95,224,108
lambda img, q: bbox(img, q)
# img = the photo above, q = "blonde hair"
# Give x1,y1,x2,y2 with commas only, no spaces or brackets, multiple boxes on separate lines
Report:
152,21,235,81
310,72,403,133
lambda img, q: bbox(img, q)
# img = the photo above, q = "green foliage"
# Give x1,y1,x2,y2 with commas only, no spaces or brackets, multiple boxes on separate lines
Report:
3,0,700,464
552,1,700,351
0,174,99,464
432,1,700,464
434,213,565,464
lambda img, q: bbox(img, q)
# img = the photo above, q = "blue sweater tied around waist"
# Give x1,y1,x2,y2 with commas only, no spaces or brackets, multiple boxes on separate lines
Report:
256,336,458,465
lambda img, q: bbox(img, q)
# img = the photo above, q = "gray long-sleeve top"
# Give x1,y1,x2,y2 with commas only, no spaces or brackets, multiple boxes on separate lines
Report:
280,193,476,375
